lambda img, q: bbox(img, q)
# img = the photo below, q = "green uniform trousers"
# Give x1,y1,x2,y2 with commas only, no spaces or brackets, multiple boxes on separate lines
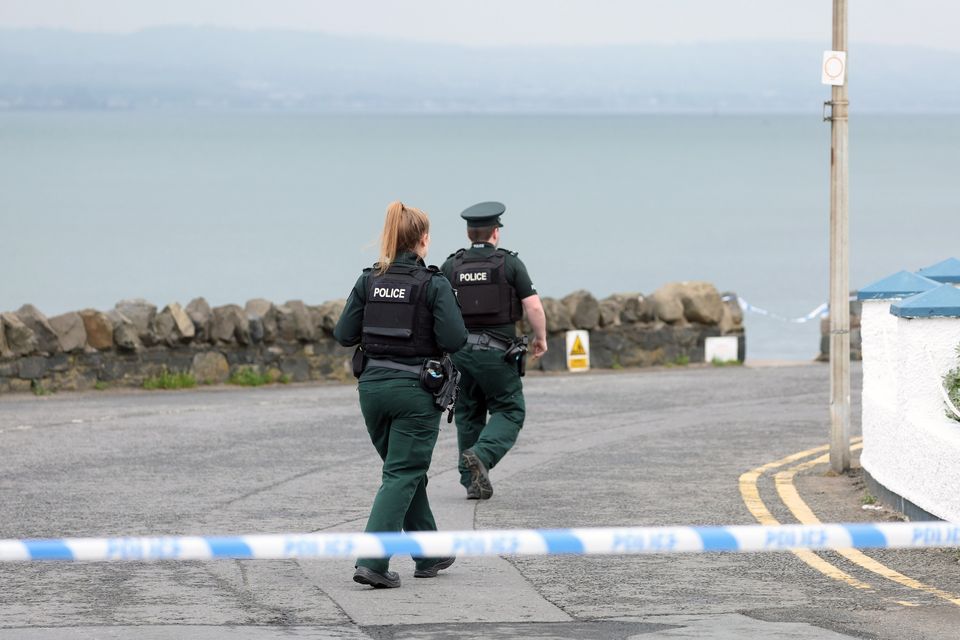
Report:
356,378,445,574
452,347,525,488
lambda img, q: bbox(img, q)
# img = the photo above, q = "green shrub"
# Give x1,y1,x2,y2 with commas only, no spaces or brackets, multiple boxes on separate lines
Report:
143,369,197,390
945,360,960,423
31,380,52,396
228,367,274,387
94,381,109,391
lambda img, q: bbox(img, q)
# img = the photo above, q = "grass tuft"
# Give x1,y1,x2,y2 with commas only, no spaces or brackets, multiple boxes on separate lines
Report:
711,357,743,367
143,369,197,390
861,493,878,506
228,367,275,387
31,380,52,396
94,381,109,391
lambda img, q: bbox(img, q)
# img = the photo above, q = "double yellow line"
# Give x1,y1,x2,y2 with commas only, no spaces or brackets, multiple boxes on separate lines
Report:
739,440,960,607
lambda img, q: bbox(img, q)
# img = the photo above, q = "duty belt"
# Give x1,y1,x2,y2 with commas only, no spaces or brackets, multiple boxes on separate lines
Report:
365,358,424,375
466,332,511,351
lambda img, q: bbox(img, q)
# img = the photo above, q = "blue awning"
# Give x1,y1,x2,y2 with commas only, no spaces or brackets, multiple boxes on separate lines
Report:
857,270,940,300
890,283,960,318
917,257,960,284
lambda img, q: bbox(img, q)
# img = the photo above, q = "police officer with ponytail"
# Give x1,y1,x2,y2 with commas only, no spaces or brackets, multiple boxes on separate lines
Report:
441,202,548,500
334,201,467,589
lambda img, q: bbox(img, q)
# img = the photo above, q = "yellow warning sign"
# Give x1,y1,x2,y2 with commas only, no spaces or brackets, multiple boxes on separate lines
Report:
569,335,586,356
565,330,590,372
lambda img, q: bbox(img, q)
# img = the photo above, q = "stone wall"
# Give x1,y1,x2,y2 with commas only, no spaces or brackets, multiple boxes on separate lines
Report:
530,283,744,372
0,298,354,393
816,297,863,361
0,282,744,393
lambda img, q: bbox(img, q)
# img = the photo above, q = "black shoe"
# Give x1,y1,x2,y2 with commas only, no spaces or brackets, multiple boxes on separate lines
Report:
466,484,480,500
353,566,401,589
414,556,455,578
462,449,493,499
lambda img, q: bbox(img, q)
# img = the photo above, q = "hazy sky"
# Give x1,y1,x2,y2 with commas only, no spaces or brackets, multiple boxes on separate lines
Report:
2,0,959,51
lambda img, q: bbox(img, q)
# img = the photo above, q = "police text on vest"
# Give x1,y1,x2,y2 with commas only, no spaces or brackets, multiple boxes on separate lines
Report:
458,271,489,283
373,287,409,301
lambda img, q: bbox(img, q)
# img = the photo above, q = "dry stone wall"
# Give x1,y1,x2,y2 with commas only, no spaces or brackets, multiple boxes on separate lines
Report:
0,282,744,393
530,283,743,372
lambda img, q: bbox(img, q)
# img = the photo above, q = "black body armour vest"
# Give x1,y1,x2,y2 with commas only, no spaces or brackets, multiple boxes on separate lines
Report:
450,249,522,328
361,263,440,358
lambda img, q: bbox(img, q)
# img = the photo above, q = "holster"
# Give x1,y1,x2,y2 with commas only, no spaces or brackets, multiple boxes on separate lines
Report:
351,346,368,378
433,354,461,423
503,336,529,377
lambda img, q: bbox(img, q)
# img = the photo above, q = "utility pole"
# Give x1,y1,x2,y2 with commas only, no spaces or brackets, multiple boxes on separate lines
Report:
828,0,851,473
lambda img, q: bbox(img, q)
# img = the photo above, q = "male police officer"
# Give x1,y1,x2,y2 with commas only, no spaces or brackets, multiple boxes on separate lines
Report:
441,202,548,499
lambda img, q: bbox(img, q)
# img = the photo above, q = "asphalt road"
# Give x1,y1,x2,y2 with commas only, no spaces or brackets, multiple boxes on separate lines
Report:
2,363,959,639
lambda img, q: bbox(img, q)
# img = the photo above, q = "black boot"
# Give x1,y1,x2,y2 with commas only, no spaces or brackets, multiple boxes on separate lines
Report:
353,566,401,588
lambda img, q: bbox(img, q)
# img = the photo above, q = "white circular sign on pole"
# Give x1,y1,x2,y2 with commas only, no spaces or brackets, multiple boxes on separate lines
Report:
565,330,590,372
821,50,847,86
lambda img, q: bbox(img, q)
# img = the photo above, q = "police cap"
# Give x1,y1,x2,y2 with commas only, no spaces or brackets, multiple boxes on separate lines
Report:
460,201,505,228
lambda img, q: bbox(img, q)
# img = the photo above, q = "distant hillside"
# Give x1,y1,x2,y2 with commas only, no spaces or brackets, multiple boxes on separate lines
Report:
1,27,959,113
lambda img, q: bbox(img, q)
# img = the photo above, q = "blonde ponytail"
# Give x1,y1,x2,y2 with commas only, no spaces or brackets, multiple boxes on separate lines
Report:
377,201,430,273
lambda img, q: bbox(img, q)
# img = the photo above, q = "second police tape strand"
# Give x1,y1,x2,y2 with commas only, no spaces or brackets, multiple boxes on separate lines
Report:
722,295,854,324
2,522,959,562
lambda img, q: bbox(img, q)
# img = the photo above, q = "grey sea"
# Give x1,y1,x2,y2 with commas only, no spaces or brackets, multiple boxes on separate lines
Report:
1,112,957,360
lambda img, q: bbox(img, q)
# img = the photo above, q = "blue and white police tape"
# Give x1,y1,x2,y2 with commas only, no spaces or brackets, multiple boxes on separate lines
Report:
723,295,828,324
2,522,958,562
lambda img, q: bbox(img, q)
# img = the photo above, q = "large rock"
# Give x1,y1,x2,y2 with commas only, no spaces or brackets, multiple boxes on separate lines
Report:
651,282,723,325
536,333,569,372
17,356,50,380
0,316,9,359
115,299,158,346
192,351,230,384
245,299,278,343
48,312,87,353
677,281,724,325
650,285,685,324
541,297,573,333
167,302,195,339
247,316,265,344
612,293,655,324
107,310,142,352
309,299,347,334
15,305,60,353
155,303,195,346
562,290,600,330
79,309,114,350
283,300,316,342
719,291,745,335
211,305,251,345
274,304,297,342
598,297,622,328
186,297,212,342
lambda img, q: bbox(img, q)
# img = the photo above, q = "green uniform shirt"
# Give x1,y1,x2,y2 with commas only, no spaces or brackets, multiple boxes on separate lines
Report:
334,251,468,382
440,243,537,339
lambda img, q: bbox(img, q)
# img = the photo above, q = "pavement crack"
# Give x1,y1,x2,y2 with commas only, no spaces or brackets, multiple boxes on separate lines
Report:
308,517,366,533
296,561,365,631
211,455,370,511
499,555,578,621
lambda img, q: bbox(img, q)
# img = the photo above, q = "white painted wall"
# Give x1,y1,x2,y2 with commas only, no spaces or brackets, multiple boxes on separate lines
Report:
860,310,960,521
